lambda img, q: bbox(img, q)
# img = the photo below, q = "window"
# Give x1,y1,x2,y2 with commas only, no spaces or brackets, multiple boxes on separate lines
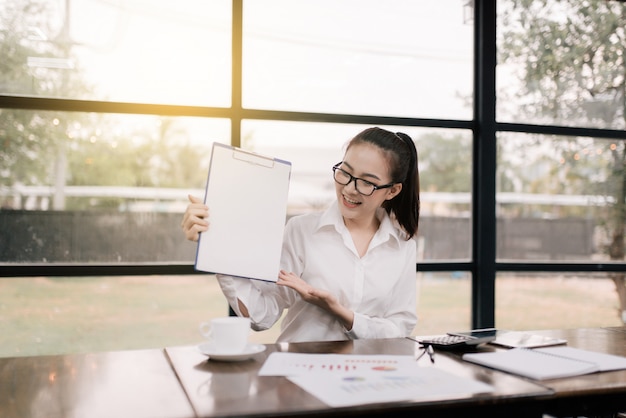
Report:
242,0,473,119
496,132,618,263
1,0,625,357
242,120,473,262
495,0,626,331
496,0,625,131
1,112,228,263
3,0,232,106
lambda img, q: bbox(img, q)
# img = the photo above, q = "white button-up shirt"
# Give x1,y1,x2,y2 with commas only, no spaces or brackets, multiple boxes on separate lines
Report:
217,201,417,343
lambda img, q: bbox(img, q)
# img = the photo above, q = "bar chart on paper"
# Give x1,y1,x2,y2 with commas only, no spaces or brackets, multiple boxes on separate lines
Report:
258,353,415,376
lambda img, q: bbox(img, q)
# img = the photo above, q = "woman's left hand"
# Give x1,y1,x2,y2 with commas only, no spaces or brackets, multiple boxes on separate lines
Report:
277,270,337,311
277,270,354,330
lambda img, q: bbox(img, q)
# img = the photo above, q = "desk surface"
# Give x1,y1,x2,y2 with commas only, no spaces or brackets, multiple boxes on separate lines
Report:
0,348,194,418
0,327,625,418
165,337,552,418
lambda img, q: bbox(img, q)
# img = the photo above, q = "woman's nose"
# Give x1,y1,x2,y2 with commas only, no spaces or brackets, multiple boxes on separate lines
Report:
344,178,359,193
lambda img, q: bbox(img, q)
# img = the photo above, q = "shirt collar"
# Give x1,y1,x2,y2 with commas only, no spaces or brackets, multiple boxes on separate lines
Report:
316,201,404,247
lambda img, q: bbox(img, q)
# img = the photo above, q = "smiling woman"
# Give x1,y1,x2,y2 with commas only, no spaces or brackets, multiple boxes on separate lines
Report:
182,127,420,343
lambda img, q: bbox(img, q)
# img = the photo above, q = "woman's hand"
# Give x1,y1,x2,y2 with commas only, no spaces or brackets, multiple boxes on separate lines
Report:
277,270,335,309
277,270,354,330
181,194,209,242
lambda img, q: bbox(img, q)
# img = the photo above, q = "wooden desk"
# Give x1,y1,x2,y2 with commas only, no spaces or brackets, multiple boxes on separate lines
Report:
0,348,194,418
1,328,624,418
165,337,552,417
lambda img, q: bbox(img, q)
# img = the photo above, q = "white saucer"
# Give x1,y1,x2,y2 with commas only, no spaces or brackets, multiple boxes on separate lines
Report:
198,343,266,362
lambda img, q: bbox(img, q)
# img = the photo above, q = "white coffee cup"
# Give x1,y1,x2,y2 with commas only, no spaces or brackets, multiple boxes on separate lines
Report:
199,317,251,354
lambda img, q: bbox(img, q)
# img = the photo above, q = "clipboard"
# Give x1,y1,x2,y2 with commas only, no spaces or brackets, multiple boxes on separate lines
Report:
194,142,291,282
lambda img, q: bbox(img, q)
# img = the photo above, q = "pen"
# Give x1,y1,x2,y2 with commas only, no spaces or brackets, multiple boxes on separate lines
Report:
416,346,427,361
426,344,435,364
416,345,435,363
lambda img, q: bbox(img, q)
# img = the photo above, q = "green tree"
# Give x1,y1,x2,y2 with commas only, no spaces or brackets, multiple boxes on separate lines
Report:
65,115,209,210
0,1,59,189
415,132,472,216
0,0,94,209
1,1,209,210
418,132,472,194
499,0,626,323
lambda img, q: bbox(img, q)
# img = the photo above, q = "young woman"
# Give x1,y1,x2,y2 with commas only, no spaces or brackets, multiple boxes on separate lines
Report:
182,127,420,342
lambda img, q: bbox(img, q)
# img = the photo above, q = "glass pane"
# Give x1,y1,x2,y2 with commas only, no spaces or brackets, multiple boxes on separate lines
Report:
417,271,472,334
0,272,469,356
241,120,473,261
496,272,624,330
0,110,229,263
496,132,626,262
1,0,231,106
243,0,473,119
497,0,626,130
0,275,281,357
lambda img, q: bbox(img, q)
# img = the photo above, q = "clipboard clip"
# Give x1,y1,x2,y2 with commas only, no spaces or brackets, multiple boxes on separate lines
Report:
232,149,275,168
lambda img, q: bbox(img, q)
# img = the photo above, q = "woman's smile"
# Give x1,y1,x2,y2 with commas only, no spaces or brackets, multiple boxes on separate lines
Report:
342,194,361,208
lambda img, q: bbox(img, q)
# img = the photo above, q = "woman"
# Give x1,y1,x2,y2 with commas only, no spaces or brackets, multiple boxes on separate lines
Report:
182,127,420,342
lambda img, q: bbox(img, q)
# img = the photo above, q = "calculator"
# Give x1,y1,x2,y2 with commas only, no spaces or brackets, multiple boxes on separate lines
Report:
413,328,497,349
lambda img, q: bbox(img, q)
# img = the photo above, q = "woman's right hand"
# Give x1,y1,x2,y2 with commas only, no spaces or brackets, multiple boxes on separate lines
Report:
181,194,209,242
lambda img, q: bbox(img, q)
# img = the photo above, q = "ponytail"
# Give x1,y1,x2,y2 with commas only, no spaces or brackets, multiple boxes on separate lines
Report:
386,132,420,239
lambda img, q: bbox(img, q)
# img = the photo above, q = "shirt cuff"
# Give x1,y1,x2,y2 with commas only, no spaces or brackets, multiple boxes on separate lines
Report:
344,312,366,339
216,274,272,331
216,274,249,317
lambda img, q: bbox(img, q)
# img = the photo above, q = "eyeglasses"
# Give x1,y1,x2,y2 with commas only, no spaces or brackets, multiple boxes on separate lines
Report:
332,163,396,196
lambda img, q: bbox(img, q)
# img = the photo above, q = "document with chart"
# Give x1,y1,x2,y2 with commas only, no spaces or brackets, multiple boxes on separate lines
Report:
259,352,493,407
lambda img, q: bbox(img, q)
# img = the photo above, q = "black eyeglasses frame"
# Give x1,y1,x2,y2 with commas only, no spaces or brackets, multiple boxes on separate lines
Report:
332,162,396,196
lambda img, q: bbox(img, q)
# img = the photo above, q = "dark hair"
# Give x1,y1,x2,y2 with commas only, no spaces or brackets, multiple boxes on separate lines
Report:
346,127,420,239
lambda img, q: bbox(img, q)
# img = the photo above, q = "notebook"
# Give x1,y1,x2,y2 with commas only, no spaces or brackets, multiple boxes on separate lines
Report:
463,346,626,380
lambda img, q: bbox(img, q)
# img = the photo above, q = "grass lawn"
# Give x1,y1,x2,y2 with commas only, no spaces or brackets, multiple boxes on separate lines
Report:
0,273,622,357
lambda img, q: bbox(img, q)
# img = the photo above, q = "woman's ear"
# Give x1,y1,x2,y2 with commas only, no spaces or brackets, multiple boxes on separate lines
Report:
385,183,403,201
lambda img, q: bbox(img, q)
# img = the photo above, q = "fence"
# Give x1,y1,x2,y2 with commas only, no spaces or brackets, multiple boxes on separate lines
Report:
0,211,596,263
